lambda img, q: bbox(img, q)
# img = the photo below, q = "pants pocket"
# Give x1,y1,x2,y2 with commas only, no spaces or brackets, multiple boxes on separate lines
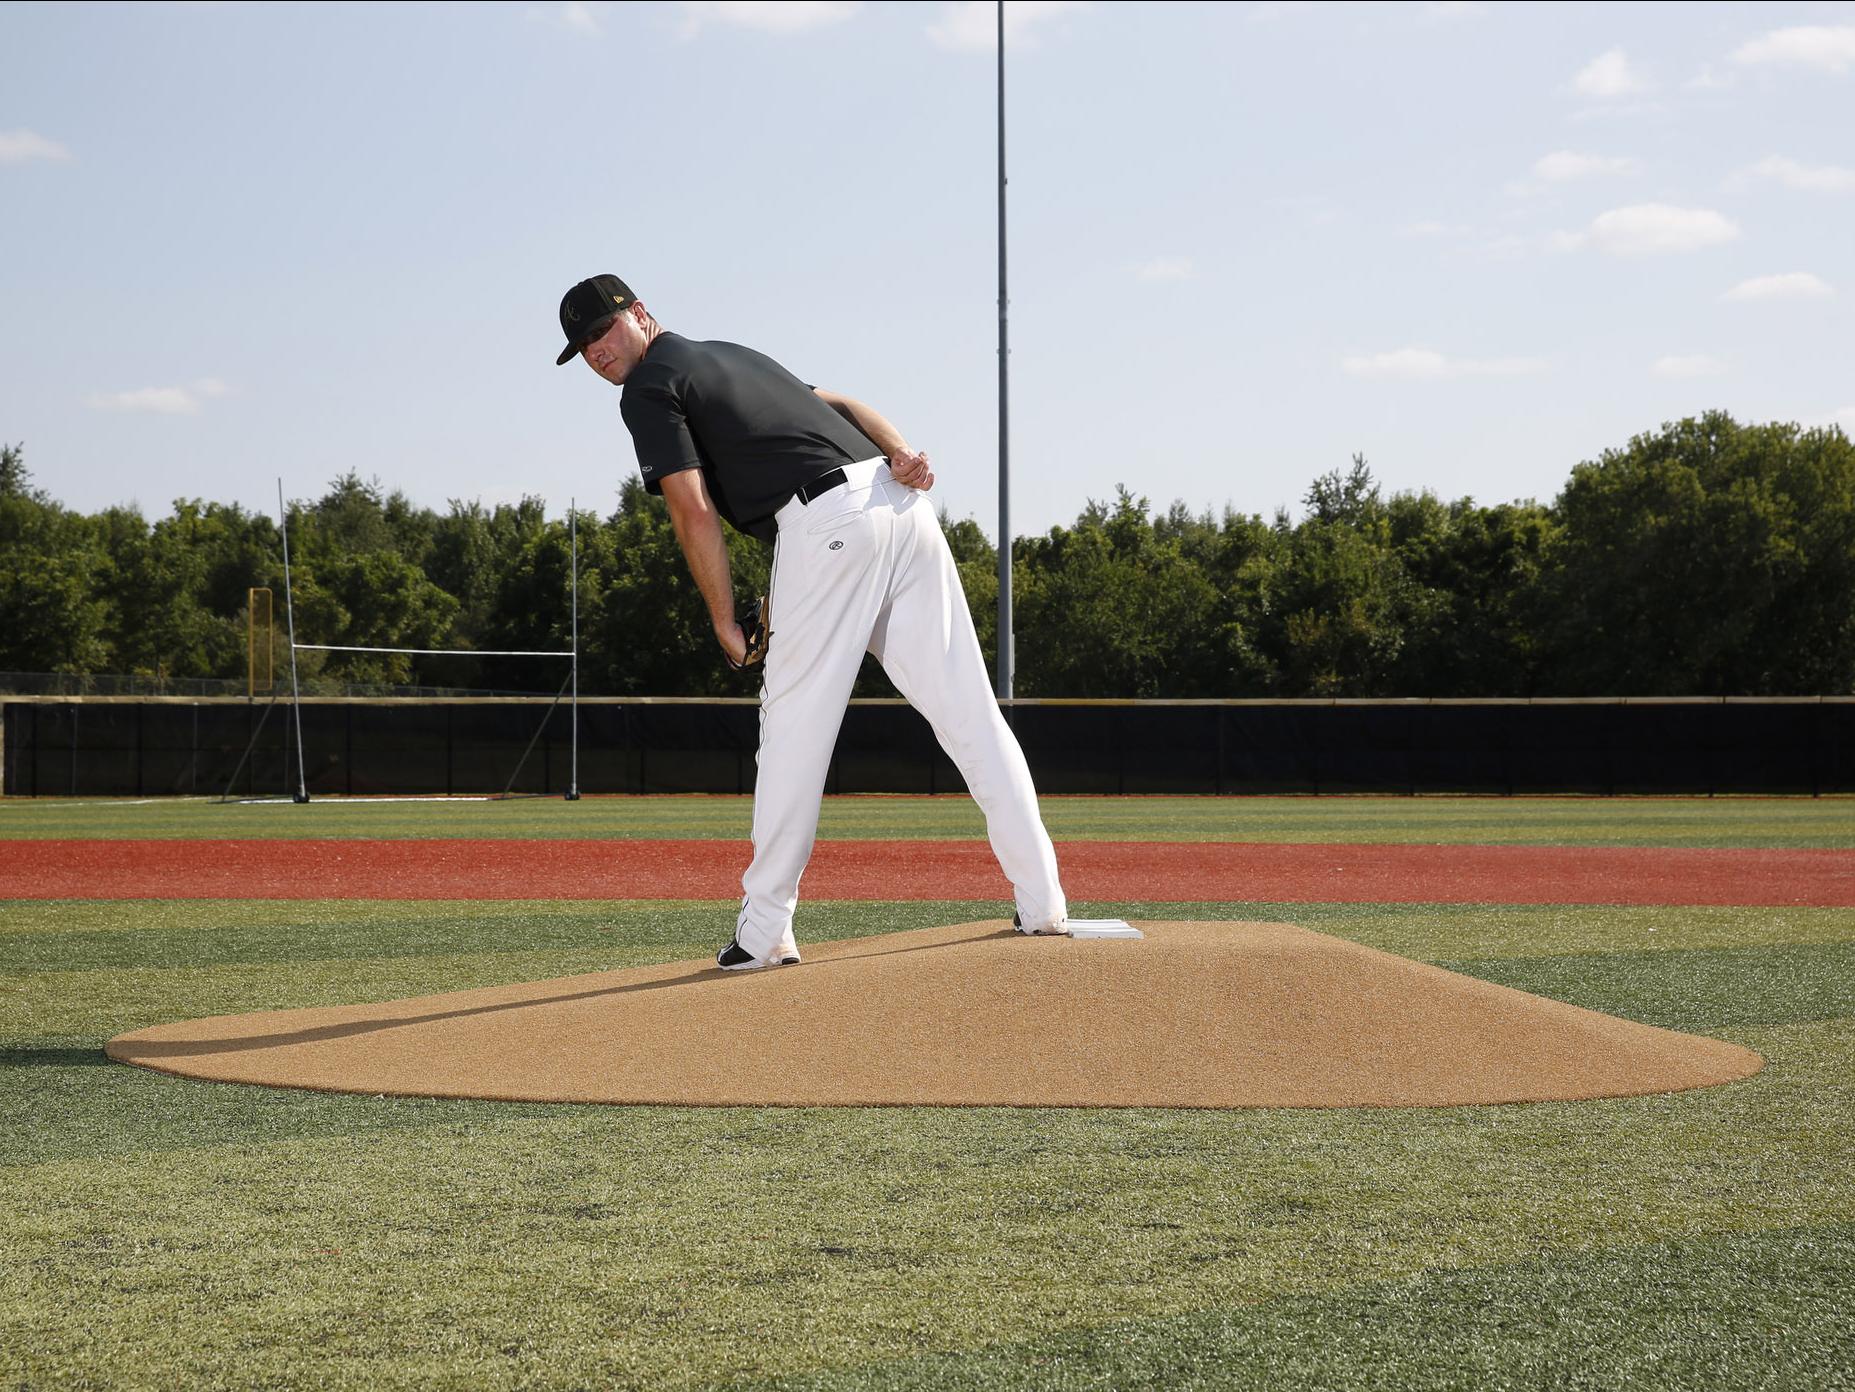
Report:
802,495,869,536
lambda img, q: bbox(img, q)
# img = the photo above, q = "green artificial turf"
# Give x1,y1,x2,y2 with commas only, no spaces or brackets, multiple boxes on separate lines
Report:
7,899,1852,974
4,1015,1850,1390
3,797,1852,1390
1438,941,1855,1030
3,792,1851,846
748,1222,1855,1392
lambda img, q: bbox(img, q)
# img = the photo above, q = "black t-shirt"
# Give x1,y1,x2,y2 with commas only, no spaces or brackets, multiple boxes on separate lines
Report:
619,332,880,543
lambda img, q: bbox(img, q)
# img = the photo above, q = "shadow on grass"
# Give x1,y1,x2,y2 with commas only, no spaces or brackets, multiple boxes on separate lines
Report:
0,1047,112,1068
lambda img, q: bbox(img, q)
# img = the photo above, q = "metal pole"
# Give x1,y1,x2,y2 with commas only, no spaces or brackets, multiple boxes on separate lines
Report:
278,479,310,802
996,0,1014,701
567,500,581,800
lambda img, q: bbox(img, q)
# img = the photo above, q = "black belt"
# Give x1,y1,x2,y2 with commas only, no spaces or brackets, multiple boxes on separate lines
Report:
793,467,848,506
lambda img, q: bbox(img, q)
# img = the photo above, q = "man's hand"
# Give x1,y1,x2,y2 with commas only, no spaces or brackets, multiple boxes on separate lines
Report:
717,620,749,668
720,595,771,672
889,447,934,491
814,389,933,489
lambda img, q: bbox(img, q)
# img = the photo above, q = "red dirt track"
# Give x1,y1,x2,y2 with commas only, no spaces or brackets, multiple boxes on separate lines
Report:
7,838,1852,905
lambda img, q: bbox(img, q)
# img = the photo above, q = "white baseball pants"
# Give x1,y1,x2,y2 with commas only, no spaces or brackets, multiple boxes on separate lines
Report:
734,458,1067,963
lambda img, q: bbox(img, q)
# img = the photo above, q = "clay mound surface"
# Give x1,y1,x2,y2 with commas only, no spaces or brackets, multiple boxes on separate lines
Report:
105,921,1764,1109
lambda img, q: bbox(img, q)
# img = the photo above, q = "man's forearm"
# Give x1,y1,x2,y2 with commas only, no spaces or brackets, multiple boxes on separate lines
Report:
666,492,738,635
830,396,909,458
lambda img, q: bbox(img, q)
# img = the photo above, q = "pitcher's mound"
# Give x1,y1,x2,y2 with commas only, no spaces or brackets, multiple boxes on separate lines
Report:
105,921,1763,1108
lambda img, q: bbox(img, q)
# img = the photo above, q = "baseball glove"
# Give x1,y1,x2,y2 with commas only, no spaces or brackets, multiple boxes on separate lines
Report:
728,595,772,673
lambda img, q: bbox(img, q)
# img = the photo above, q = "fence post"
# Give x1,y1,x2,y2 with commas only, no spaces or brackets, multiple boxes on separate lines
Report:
1813,700,1822,798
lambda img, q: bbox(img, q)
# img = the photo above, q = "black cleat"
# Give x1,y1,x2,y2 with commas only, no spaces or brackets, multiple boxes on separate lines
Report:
717,940,801,970
716,940,761,970
1013,911,1070,937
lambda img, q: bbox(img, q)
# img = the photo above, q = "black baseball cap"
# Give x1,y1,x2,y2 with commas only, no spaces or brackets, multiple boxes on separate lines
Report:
556,274,635,365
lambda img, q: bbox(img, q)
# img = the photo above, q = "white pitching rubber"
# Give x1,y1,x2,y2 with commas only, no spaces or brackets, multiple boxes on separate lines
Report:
1067,920,1144,940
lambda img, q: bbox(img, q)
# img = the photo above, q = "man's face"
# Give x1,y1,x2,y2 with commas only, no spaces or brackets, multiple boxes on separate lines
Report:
581,304,649,385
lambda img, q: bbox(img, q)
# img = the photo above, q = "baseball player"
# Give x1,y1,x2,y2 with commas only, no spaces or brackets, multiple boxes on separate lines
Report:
556,274,1070,969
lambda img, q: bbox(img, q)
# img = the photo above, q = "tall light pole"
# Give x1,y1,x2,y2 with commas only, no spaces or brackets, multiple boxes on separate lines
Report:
996,0,1013,700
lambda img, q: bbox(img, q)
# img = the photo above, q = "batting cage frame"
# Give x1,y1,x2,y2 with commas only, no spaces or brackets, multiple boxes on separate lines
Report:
217,480,582,804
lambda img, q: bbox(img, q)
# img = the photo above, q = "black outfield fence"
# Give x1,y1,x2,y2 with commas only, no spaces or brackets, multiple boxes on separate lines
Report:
3,696,1851,798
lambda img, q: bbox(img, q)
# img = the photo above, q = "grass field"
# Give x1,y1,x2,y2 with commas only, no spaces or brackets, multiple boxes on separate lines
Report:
3,795,1853,1390
3,792,1852,845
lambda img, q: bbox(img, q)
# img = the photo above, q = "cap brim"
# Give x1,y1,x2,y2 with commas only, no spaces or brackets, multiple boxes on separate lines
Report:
555,340,584,367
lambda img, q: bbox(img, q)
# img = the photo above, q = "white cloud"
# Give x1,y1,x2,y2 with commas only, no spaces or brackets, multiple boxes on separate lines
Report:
1532,150,1639,182
681,2,860,37
1341,348,1546,381
926,1,1088,51
1721,273,1836,303
1573,48,1650,98
1834,407,1855,432
1652,355,1727,379
84,379,229,416
0,129,72,164
1561,204,1740,257
1134,257,1195,282
1730,25,1855,74
1738,155,1855,193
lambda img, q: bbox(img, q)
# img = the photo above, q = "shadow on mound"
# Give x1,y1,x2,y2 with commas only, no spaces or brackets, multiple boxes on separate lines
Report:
105,921,1764,1108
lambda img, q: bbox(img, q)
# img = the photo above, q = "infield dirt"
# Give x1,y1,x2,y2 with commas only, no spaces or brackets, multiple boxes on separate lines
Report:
10,837,1854,904
105,919,1765,1108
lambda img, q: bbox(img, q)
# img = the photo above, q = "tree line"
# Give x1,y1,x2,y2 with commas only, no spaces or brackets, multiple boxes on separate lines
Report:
3,410,1851,698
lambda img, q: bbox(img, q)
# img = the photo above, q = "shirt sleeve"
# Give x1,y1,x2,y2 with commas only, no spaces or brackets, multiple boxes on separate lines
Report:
619,376,704,494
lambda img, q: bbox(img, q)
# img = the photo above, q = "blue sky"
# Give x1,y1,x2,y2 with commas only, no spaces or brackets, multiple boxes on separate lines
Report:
3,0,1852,540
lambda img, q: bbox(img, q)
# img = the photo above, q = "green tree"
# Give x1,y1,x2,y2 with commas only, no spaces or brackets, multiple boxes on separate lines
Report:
1385,490,1556,695
1254,458,1410,695
0,444,110,674
581,478,772,695
283,476,459,685
1538,412,1855,694
1015,486,1224,697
